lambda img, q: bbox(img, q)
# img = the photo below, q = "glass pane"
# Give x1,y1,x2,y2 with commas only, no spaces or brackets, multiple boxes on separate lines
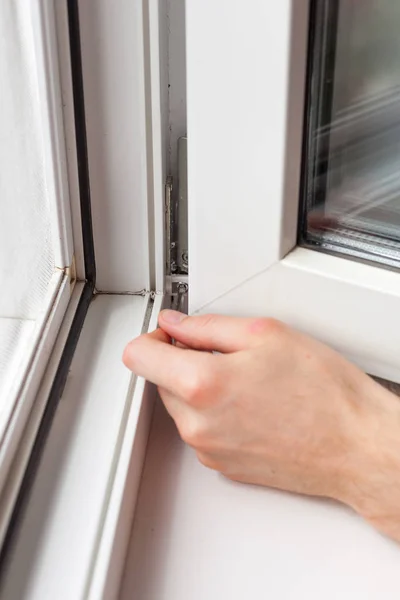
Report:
0,1,55,401
301,0,400,268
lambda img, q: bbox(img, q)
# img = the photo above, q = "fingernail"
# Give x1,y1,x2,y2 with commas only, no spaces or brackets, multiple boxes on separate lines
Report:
161,310,186,324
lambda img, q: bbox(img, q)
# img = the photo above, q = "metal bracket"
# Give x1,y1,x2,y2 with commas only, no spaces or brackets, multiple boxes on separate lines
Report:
166,137,188,309
177,137,188,274
165,137,188,276
171,281,188,313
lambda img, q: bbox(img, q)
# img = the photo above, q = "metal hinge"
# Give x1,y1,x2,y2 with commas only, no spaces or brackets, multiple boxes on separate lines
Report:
166,136,188,310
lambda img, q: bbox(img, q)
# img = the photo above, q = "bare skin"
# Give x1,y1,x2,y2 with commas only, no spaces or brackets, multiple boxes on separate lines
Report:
123,310,400,543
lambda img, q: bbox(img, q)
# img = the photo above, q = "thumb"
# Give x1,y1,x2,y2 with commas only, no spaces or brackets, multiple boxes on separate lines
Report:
158,311,260,353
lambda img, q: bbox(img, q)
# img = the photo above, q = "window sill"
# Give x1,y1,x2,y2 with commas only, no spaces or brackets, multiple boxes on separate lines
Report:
4,292,399,600
120,401,400,600
0,293,162,600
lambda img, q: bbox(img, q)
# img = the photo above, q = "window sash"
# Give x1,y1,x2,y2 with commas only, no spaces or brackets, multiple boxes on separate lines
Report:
0,0,78,496
186,0,400,380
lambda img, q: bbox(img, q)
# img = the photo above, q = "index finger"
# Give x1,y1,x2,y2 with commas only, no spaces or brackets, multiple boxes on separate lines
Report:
123,328,214,396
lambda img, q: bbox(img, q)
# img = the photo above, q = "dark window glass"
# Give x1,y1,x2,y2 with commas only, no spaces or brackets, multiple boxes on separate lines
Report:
301,0,400,269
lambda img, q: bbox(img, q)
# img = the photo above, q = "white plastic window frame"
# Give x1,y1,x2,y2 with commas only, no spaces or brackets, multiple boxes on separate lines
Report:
78,0,165,294
0,0,167,597
187,0,400,384
0,0,83,499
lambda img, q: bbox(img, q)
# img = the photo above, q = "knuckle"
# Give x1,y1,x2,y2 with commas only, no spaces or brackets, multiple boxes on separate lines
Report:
122,333,156,373
249,317,285,338
183,376,204,405
196,451,219,471
122,340,139,371
178,419,206,448
262,317,285,335
224,472,245,484
180,364,217,405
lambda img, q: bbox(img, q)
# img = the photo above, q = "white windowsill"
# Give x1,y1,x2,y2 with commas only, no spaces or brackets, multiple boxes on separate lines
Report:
0,293,161,600
120,401,400,600
4,292,399,600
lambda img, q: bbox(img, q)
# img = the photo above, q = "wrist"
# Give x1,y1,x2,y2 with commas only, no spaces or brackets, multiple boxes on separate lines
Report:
341,378,400,542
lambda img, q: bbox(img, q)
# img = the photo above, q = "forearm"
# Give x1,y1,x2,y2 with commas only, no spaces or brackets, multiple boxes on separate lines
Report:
340,378,400,542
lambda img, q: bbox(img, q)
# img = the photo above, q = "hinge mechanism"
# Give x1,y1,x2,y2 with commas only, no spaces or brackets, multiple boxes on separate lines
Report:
171,281,188,312
166,137,188,310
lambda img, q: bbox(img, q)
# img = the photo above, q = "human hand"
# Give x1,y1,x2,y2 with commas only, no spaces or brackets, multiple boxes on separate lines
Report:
123,311,400,542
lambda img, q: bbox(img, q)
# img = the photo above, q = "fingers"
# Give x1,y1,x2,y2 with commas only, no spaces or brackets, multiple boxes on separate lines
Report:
123,328,215,398
158,311,266,353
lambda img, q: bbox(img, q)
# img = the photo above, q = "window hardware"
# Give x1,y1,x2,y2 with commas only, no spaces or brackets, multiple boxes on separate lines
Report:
166,137,188,309
171,281,188,313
